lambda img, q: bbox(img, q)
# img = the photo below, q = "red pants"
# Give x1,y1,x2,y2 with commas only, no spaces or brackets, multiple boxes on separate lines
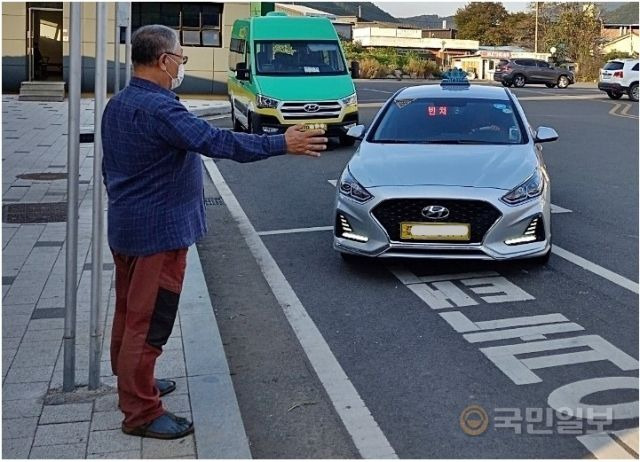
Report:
110,248,188,427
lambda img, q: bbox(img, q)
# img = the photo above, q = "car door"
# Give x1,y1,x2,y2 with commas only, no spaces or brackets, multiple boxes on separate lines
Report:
516,59,536,82
535,60,554,83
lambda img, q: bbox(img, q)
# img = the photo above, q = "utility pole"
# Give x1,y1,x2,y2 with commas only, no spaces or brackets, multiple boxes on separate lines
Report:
124,3,132,86
114,3,120,93
89,1,107,391
534,1,539,54
63,1,82,393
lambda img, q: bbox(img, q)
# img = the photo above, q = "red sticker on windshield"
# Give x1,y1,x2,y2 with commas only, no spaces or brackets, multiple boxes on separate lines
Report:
427,106,448,117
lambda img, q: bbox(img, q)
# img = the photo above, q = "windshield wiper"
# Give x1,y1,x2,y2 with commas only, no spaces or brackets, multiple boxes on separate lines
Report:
372,139,409,144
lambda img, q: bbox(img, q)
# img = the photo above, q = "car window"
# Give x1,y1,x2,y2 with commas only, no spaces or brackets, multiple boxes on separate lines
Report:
515,59,534,67
537,61,550,68
604,61,624,71
370,98,527,145
633,63,639,71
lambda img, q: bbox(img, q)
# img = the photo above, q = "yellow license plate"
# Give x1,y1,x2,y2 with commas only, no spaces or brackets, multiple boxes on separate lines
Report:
400,222,470,241
301,123,327,131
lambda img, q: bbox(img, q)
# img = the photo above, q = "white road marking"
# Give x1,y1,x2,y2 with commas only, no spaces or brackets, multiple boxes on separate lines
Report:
258,226,333,236
359,102,386,108
550,204,572,214
202,158,398,459
361,88,394,94
480,335,639,386
552,245,639,294
605,101,639,120
463,322,584,344
518,94,601,101
614,428,640,455
439,312,569,333
548,377,639,420
577,431,639,459
419,271,499,284
461,276,535,303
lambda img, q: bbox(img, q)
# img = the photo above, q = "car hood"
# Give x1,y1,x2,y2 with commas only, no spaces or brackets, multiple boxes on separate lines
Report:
255,75,354,101
349,142,538,191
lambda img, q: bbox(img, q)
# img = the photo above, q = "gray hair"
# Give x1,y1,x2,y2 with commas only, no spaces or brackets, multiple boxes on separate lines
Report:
132,25,179,66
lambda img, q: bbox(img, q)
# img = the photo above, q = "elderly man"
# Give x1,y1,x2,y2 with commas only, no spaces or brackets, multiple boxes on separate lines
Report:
101,24,327,439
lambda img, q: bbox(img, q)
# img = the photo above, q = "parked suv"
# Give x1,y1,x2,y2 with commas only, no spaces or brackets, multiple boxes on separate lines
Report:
494,59,574,89
598,59,638,102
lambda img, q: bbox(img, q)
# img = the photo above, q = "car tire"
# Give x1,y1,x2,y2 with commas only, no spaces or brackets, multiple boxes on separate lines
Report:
501,81,511,87
247,111,261,134
629,83,639,102
557,75,570,89
545,83,556,88
607,90,623,100
339,135,356,147
513,74,526,88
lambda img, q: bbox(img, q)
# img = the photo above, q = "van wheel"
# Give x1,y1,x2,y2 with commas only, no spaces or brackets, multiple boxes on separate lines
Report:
607,90,623,100
230,104,244,132
545,83,556,88
513,74,526,88
557,75,570,89
247,112,261,134
339,135,356,147
629,83,638,102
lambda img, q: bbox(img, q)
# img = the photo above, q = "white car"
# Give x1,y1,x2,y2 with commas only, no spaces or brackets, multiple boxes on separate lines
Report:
333,71,558,264
598,58,639,102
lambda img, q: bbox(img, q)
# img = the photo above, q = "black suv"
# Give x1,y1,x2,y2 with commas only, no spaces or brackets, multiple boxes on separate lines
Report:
494,59,575,89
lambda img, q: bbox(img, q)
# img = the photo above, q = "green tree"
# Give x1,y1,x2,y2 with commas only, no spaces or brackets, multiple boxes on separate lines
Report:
503,11,536,49
454,2,511,46
542,3,604,80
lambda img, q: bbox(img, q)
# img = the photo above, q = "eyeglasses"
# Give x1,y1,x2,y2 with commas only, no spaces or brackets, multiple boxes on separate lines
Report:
163,52,188,65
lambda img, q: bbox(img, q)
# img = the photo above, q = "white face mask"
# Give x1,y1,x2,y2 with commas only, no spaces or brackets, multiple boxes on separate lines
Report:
165,57,185,90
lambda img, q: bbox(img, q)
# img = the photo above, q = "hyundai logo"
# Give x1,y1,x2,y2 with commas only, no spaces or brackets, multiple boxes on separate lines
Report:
303,103,320,113
422,205,450,219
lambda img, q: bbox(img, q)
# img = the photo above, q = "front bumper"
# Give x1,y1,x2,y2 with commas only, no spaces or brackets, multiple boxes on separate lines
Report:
333,185,551,260
598,82,627,92
251,112,359,137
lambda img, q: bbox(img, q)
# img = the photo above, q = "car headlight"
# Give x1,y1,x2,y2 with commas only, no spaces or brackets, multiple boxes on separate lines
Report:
341,92,357,107
501,170,544,205
256,94,279,109
339,168,372,203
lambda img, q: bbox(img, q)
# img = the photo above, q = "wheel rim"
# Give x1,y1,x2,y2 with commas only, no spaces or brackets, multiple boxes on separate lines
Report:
633,86,639,100
515,76,524,86
559,77,568,88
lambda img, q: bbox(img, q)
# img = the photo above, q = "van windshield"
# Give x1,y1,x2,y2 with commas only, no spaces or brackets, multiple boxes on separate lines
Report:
255,41,347,75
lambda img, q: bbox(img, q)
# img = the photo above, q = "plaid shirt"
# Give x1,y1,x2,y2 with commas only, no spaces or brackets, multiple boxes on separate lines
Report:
102,77,286,256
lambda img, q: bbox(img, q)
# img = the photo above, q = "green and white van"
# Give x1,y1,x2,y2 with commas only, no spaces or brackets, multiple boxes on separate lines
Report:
228,12,358,146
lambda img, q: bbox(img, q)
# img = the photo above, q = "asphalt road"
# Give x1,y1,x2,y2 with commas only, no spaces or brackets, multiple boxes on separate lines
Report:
198,80,639,458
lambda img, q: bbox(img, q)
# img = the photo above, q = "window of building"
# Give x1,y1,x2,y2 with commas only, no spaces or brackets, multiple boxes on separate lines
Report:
123,2,222,47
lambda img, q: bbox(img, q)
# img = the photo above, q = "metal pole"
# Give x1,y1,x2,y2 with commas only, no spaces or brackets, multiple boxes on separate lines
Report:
89,1,107,390
64,2,82,393
114,3,120,93
535,2,539,54
124,3,131,86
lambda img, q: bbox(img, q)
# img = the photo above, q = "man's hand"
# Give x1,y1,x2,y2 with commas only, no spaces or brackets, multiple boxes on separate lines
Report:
284,125,328,157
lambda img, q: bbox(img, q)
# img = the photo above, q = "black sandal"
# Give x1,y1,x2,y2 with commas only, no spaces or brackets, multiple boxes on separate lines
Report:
156,378,177,397
122,411,194,439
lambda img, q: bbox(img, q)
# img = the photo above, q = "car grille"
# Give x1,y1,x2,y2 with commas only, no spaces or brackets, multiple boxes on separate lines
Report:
280,101,342,120
372,199,502,243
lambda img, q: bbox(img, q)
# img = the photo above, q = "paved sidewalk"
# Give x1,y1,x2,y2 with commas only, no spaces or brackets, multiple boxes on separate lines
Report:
2,94,248,458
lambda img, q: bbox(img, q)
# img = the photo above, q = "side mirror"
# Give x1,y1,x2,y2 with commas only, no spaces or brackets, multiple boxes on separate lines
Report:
534,126,558,143
235,62,250,81
346,124,366,140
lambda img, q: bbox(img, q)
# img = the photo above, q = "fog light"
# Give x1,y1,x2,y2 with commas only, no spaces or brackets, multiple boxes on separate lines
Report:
505,216,543,245
262,127,279,134
337,214,368,243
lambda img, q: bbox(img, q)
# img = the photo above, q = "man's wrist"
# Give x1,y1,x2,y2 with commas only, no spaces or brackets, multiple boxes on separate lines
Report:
270,133,287,155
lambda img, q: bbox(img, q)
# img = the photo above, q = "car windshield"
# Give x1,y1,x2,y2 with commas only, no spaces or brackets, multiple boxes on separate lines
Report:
255,40,347,75
370,97,527,145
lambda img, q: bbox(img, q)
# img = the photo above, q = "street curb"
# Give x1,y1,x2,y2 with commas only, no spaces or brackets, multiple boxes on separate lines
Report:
180,245,252,459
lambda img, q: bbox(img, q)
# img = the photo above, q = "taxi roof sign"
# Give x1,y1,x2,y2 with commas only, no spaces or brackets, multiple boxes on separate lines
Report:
440,68,470,86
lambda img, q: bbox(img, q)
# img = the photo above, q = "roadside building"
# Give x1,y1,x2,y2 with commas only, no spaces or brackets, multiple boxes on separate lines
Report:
352,25,478,67
273,3,353,40
2,2,252,95
601,28,639,56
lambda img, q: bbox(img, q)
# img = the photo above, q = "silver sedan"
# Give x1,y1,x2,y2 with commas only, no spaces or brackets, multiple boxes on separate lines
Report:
333,79,558,263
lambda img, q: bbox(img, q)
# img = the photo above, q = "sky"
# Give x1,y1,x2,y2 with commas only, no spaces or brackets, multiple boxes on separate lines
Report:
374,2,530,18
